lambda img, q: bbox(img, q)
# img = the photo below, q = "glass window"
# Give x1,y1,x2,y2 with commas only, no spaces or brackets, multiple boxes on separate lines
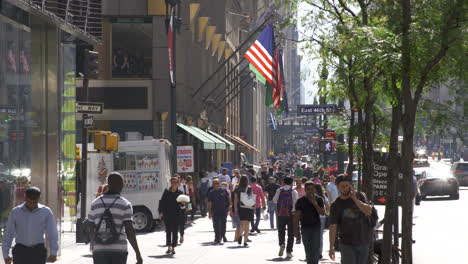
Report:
111,19,152,78
0,15,32,233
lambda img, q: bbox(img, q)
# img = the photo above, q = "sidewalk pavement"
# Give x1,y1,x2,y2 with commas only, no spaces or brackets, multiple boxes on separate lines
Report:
57,216,341,264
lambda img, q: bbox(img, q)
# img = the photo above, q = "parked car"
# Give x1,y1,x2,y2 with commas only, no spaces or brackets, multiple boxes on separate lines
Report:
418,168,459,200
450,162,468,186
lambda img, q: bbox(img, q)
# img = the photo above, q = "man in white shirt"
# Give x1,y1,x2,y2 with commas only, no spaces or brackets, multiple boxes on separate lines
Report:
326,175,339,203
207,167,218,181
231,169,241,191
217,168,232,187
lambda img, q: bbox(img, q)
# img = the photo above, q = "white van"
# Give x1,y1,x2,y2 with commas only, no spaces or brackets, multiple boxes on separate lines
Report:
85,139,173,232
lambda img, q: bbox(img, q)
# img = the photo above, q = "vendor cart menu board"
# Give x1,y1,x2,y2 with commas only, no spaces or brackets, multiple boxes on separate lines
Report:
114,152,160,171
121,171,160,192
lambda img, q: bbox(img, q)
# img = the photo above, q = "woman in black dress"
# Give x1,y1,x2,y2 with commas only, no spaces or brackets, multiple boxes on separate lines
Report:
233,175,254,246
158,177,183,254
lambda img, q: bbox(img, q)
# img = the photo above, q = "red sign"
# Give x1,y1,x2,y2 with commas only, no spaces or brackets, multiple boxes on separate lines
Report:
325,131,336,139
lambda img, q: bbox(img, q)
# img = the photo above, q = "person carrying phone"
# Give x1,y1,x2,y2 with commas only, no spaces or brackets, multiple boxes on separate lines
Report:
328,175,373,264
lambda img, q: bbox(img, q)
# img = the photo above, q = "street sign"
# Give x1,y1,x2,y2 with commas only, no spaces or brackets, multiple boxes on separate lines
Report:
83,115,94,128
297,104,337,115
76,102,103,114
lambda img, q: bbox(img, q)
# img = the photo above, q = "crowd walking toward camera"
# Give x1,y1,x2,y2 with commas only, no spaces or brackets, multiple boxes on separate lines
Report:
2,158,380,264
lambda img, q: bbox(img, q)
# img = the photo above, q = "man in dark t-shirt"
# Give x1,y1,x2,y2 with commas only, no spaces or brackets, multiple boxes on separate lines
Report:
264,177,280,229
328,175,373,264
294,181,325,264
207,179,232,245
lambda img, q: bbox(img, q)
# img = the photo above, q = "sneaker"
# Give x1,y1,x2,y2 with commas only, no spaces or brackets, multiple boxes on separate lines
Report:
286,252,293,259
278,245,285,256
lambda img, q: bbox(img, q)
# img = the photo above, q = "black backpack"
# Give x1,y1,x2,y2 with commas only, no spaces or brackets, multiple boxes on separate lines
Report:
94,197,124,245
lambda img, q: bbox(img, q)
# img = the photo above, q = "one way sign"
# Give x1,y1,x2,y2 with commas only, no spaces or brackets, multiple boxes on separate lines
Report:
76,102,104,114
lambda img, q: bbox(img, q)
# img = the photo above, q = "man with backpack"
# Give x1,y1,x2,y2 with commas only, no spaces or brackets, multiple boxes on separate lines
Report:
207,179,232,244
273,177,298,259
328,175,374,264
88,173,143,264
197,171,211,217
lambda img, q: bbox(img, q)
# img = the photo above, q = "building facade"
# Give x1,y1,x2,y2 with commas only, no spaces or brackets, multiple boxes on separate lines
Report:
0,0,100,252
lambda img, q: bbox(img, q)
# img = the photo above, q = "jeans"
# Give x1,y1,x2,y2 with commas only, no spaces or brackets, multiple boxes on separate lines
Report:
251,208,261,230
340,242,370,264
319,216,326,255
199,196,207,217
212,213,228,242
12,244,47,264
277,216,294,253
301,225,321,264
267,200,276,229
165,220,179,247
93,252,128,264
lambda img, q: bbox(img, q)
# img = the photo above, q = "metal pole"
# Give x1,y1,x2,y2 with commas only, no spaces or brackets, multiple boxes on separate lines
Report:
76,56,89,242
213,65,250,102
170,6,178,174
191,15,273,98
217,76,255,111
202,58,246,103
215,75,253,110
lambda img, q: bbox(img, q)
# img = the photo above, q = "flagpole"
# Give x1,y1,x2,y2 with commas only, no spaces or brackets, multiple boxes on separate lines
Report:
166,1,179,174
191,14,274,98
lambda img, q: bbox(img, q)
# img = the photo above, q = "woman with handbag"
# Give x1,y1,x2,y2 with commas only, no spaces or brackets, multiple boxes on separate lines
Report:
233,175,255,246
158,177,184,255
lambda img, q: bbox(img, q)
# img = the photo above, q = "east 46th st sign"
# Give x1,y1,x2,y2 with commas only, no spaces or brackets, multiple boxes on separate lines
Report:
76,102,104,114
297,104,337,115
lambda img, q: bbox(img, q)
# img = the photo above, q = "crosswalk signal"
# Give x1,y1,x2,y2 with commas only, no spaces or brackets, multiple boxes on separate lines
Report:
84,49,99,79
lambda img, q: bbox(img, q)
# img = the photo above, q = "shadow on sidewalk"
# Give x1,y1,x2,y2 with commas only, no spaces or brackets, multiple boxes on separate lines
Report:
266,257,294,262
148,254,176,259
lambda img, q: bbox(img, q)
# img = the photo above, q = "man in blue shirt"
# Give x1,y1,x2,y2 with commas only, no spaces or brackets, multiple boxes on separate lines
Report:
207,179,232,245
2,187,58,264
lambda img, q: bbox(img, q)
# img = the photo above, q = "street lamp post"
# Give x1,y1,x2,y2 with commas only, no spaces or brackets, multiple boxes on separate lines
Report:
166,0,181,174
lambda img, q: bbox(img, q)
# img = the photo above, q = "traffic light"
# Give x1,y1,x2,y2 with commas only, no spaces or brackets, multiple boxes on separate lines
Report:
94,131,119,152
83,49,99,79
76,146,81,161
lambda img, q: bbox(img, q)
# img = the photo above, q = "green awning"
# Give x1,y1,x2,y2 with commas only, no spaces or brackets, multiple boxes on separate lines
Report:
208,130,235,151
190,127,226,150
177,123,216,150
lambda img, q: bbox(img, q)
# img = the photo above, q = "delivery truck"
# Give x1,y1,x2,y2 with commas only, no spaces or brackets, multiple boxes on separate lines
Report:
84,139,173,232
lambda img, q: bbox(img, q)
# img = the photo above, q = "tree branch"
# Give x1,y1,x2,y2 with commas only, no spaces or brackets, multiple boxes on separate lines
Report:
305,0,346,24
336,0,357,17
413,0,463,105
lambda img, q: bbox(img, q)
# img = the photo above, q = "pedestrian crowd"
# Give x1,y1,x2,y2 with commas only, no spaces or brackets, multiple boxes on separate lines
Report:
2,155,377,264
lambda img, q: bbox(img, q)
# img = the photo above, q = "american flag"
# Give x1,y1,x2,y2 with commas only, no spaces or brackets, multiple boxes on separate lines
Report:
244,25,282,108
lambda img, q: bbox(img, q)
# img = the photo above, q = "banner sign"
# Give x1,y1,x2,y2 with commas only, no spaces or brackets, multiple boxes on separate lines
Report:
177,146,194,173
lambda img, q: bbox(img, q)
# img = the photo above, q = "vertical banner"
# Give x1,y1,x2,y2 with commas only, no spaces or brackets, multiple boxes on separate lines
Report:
177,146,194,173
168,6,175,87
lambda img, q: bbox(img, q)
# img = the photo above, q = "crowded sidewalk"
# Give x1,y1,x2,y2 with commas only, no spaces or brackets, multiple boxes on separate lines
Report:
56,216,341,264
